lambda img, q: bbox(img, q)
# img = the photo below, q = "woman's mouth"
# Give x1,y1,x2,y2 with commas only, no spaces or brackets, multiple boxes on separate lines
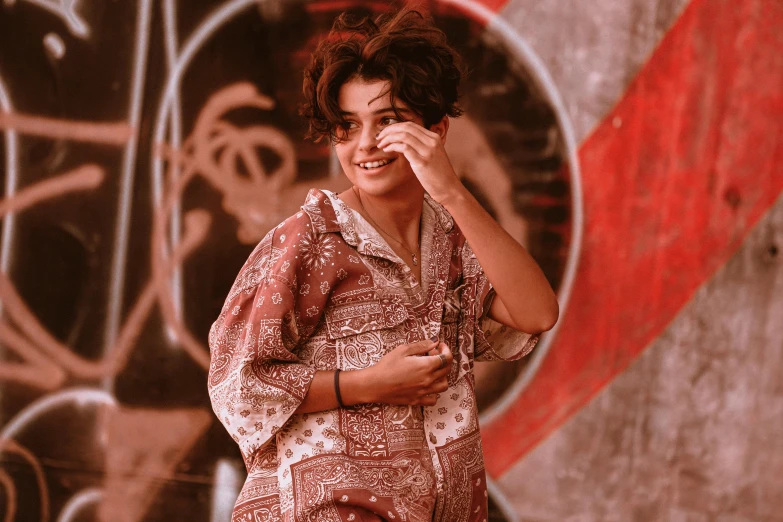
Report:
358,157,396,170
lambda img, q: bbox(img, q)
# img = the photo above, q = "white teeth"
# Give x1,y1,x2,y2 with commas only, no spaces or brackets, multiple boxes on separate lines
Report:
360,159,391,169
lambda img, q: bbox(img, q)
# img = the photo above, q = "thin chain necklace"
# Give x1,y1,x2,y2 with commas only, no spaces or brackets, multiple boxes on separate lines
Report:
352,186,421,266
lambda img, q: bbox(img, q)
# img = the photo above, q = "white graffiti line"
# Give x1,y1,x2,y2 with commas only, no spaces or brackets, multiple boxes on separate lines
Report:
0,74,19,323
43,32,66,59
440,0,584,426
149,0,259,348
486,476,522,522
4,0,90,39
151,0,257,188
162,0,184,331
0,387,116,440
210,459,243,522
57,488,103,522
102,0,153,378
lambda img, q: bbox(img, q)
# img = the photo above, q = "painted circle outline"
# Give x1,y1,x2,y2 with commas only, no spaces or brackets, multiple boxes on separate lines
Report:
441,0,584,426
150,0,584,425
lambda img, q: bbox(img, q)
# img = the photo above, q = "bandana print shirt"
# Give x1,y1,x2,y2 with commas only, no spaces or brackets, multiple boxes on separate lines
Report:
208,189,538,522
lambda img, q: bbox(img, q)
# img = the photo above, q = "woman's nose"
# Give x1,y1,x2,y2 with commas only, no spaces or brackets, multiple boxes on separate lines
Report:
358,126,379,151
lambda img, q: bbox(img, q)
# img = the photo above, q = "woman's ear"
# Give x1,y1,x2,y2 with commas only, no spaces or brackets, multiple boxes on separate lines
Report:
429,115,450,140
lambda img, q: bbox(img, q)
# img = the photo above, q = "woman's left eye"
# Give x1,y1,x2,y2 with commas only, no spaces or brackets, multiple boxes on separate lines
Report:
380,117,399,126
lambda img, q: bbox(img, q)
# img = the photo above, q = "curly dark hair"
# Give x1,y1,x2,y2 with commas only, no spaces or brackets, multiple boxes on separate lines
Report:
301,8,464,143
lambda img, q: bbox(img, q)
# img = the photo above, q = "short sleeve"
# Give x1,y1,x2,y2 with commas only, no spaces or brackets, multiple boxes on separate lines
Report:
460,241,539,363
207,216,328,462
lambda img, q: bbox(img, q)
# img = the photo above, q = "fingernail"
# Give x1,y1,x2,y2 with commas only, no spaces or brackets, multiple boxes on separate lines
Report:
430,334,439,342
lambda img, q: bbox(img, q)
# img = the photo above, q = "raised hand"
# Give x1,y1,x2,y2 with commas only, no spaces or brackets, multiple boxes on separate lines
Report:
366,338,453,407
376,120,461,205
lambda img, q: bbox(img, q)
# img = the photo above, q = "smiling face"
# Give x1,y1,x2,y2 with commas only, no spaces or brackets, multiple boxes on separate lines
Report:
333,78,424,197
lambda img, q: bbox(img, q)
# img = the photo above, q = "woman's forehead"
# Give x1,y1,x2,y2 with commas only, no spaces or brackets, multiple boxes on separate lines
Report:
337,78,413,115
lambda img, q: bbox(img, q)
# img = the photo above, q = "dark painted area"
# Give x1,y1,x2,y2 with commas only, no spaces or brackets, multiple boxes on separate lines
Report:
0,0,570,520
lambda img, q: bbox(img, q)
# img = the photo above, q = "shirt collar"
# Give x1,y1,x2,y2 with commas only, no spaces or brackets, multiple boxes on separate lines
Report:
301,188,453,239
300,188,454,268
300,188,342,234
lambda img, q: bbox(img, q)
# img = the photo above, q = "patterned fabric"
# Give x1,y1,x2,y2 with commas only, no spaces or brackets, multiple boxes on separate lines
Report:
208,189,538,522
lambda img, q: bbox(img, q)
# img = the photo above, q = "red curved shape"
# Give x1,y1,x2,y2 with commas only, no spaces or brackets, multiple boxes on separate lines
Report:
482,0,783,477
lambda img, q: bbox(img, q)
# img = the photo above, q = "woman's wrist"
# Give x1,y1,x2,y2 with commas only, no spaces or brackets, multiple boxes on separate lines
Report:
339,367,379,405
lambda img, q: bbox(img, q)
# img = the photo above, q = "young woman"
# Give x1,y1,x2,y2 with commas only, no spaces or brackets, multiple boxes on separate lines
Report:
208,8,558,521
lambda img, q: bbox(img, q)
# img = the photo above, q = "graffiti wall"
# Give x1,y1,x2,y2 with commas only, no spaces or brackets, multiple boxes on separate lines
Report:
0,0,780,521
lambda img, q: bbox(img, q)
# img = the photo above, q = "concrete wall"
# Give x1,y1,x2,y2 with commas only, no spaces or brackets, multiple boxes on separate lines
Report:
489,0,783,520
0,0,780,520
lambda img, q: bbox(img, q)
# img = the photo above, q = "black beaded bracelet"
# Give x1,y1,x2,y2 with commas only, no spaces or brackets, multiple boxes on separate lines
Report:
334,369,346,408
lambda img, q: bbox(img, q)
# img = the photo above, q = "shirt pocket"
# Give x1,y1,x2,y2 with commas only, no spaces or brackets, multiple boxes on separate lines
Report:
324,288,408,370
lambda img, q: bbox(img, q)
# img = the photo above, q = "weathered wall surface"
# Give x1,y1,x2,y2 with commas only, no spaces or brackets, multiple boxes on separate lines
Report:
489,0,783,520
499,0,690,142
0,0,781,521
500,197,783,520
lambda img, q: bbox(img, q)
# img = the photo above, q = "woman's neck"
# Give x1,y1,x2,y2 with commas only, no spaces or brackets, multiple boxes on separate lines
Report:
343,185,425,250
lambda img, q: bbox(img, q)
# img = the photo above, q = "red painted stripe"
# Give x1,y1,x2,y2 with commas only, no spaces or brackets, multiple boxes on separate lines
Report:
482,0,783,477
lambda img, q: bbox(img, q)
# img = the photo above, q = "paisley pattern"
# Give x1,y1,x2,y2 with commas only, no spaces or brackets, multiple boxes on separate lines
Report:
208,189,538,521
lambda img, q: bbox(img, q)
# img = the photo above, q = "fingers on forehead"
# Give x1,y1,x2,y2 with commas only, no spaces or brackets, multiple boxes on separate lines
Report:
381,122,430,137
